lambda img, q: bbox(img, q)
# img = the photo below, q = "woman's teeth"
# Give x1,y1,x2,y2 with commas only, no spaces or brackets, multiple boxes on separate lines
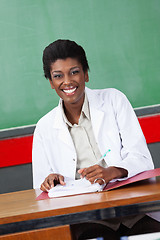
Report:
63,87,76,93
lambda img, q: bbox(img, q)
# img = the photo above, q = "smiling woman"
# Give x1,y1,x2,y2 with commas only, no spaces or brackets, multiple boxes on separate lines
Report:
49,58,89,123
31,39,160,239
42,40,90,124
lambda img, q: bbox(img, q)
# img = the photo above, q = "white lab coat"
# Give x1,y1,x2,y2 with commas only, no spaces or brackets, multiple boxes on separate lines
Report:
32,87,154,189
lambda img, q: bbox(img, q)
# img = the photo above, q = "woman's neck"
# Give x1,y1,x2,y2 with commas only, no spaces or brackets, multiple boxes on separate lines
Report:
63,98,84,125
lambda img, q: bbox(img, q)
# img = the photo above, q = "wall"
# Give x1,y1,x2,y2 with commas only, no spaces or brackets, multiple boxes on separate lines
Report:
0,0,160,130
0,0,160,194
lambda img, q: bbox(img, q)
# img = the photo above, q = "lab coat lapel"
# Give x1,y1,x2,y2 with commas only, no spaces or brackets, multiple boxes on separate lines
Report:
90,107,104,141
53,103,75,150
58,128,75,150
86,88,104,141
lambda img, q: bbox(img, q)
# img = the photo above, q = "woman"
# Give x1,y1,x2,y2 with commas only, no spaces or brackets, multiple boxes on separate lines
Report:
32,39,159,239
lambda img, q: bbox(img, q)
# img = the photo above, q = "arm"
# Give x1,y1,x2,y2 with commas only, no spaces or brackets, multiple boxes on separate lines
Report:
111,90,154,177
79,89,154,183
32,124,65,190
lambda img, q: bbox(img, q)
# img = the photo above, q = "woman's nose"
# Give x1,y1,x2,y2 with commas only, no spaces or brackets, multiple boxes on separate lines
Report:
63,74,71,84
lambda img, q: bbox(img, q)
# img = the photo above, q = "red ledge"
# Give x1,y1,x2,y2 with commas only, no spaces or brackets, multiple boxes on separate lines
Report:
138,114,160,144
0,136,33,168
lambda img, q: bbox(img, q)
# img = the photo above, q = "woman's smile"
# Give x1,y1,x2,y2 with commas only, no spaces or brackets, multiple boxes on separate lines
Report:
62,86,77,95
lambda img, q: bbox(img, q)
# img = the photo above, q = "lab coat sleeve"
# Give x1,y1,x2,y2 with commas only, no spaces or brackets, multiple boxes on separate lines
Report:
32,124,53,189
110,90,154,178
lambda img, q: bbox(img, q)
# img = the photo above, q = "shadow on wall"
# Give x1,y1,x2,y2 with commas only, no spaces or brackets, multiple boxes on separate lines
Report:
148,142,160,169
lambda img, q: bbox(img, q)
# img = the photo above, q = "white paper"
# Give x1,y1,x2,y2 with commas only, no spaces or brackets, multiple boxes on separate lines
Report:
127,231,160,240
48,177,104,198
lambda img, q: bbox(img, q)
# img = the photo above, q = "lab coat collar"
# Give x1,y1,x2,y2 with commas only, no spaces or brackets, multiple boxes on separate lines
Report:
53,102,66,129
85,87,104,109
51,102,74,149
53,87,105,144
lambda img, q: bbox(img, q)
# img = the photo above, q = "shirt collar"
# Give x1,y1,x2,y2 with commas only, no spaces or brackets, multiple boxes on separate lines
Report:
81,93,90,120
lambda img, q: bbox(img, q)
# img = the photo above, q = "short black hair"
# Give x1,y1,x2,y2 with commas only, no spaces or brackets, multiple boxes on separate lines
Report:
42,39,89,79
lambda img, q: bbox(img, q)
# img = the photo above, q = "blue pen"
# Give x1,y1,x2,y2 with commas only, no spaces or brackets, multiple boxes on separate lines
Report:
97,149,111,164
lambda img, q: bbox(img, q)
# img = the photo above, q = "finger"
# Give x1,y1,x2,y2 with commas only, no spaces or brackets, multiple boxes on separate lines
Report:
78,168,85,174
40,183,49,192
86,176,96,184
93,178,105,185
58,175,66,185
84,165,99,175
84,165,101,179
87,176,105,185
80,166,94,178
42,177,51,190
78,168,86,178
48,177,55,188
85,170,97,180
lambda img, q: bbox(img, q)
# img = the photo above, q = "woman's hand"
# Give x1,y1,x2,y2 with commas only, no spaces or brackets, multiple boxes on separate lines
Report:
40,173,65,192
78,165,128,185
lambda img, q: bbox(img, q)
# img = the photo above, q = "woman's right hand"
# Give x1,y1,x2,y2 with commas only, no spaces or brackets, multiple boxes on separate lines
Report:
40,173,65,192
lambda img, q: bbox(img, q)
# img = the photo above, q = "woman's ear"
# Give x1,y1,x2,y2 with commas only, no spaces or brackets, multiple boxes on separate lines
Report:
49,79,54,89
85,71,89,83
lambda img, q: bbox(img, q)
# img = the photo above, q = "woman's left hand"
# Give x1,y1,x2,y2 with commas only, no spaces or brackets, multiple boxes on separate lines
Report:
78,165,128,185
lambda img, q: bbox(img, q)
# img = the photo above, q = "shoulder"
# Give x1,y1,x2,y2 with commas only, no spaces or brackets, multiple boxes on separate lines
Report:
35,106,58,133
86,87,127,102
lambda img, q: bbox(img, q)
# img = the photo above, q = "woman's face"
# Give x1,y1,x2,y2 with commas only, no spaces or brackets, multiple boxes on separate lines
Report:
49,58,89,109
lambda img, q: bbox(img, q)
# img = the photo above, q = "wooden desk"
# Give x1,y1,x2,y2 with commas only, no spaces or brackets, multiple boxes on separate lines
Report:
0,178,160,239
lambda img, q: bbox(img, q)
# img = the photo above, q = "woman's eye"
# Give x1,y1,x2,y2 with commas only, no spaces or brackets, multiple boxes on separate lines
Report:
71,70,79,75
53,74,62,79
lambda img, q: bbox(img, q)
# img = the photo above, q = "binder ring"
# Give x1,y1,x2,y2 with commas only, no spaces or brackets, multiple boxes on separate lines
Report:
94,178,105,185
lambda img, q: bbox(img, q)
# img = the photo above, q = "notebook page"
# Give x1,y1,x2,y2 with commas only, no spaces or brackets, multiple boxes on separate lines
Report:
48,178,104,198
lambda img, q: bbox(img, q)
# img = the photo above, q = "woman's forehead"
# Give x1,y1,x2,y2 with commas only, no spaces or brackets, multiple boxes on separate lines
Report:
50,58,82,72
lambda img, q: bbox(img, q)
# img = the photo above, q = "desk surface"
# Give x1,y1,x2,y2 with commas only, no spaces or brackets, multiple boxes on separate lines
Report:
1,177,160,228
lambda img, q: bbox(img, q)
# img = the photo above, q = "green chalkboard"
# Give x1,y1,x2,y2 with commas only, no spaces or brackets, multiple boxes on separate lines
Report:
0,0,160,129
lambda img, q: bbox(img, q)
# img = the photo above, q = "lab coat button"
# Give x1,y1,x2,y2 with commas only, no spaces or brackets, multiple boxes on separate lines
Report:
73,158,75,161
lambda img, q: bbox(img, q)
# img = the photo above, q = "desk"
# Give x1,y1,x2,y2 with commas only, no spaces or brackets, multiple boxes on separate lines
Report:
0,178,160,239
